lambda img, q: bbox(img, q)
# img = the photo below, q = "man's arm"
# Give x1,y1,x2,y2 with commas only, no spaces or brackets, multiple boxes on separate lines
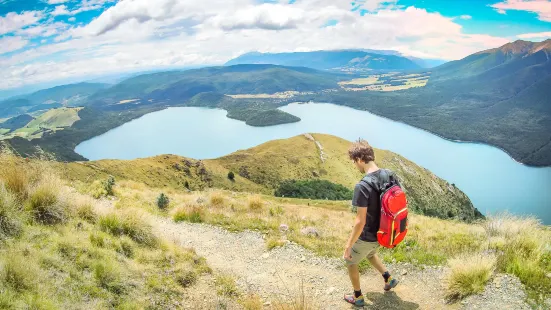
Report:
344,183,369,260
346,207,367,249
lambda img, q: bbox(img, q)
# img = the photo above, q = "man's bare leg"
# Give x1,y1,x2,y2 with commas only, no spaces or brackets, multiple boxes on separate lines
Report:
347,264,361,291
368,254,388,275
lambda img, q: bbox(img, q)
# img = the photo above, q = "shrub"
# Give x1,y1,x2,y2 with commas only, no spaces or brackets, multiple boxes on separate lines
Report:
156,193,170,210
240,294,263,310
228,171,235,181
275,179,353,200
209,192,225,206
99,212,157,247
269,205,284,216
248,196,263,211
26,177,68,225
173,206,204,223
446,253,496,300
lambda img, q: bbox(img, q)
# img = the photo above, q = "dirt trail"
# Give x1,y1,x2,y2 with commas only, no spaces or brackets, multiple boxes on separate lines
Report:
92,197,530,310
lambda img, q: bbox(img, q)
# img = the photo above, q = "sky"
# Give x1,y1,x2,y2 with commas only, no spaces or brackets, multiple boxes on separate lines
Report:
1,0,551,92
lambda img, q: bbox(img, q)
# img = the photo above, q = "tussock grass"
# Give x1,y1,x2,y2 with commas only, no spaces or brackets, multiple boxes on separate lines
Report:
0,253,37,292
74,195,97,223
216,274,240,298
248,196,264,210
26,173,70,225
98,212,157,247
0,184,23,240
0,162,29,199
484,214,551,302
240,294,263,310
209,191,226,206
267,237,286,250
446,253,496,300
173,204,205,223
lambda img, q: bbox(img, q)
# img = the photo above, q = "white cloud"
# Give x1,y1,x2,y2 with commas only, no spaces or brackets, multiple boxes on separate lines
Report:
0,0,513,90
47,0,70,4
0,11,43,35
0,36,28,55
517,31,551,39
52,5,71,16
491,0,551,22
460,15,472,20
68,17,76,22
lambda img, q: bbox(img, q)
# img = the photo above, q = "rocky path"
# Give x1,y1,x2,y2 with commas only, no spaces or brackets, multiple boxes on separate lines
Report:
92,197,531,310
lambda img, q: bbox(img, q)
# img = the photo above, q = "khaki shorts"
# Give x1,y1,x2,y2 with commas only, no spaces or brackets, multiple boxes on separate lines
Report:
346,239,380,266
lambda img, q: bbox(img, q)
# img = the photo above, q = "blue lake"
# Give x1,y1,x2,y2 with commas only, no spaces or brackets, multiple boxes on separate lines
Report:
75,103,551,224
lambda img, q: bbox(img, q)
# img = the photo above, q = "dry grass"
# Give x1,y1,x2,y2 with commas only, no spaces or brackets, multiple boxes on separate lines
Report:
0,162,29,199
209,191,226,206
26,173,70,225
446,253,496,300
248,196,264,210
98,211,157,247
240,294,263,310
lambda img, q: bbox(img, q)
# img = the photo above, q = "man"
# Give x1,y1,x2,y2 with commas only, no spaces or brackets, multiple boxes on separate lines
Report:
343,139,399,307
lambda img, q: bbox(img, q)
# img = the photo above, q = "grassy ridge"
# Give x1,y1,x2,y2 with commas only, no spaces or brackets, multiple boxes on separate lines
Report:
56,134,479,222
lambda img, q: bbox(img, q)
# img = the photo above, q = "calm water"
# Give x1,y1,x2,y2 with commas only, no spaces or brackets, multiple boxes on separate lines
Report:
75,103,551,224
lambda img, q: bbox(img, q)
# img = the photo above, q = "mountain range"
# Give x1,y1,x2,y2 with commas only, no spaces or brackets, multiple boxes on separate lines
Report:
225,50,426,71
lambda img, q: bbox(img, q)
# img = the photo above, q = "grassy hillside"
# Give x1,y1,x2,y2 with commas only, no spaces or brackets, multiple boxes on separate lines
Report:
57,134,480,222
0,157,213,309
1,153,549,307
0,114,33,132
7,108,82,140
215,134,480,221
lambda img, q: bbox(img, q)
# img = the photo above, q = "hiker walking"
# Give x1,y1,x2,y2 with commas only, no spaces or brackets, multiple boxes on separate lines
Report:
343,139,408,306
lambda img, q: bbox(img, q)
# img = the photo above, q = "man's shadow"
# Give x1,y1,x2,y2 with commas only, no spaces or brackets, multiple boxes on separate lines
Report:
347,291,419,309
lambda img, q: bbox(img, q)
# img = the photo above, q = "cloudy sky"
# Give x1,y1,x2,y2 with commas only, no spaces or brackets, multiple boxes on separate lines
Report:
1,0,551,92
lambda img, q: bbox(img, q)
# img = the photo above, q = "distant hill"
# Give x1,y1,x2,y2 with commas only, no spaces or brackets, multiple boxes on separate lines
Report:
90,65,342,105
225,50,422,71
0,114,34,131
0,83,109,117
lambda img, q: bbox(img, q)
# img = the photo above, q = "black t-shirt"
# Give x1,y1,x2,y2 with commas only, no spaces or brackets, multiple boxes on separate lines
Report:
352,169,399,242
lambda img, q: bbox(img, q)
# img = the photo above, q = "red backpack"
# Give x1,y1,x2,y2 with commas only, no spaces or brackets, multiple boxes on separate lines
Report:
362,172,408,248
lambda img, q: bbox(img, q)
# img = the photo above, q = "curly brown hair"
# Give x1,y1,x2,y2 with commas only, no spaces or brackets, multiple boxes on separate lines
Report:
348,139,375,163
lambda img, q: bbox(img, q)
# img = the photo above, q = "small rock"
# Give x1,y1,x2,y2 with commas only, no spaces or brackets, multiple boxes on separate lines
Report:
326,287,336,295
279,224,289,232
263,301,271,306
300,256,306,262
546,273,551,278
401,270,408,276
261,253,270,259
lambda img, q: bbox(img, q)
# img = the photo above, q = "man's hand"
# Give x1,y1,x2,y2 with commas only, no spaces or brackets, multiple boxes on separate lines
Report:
343,246,352,261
